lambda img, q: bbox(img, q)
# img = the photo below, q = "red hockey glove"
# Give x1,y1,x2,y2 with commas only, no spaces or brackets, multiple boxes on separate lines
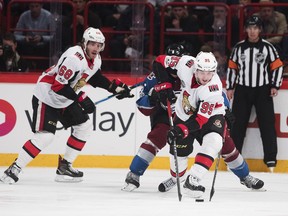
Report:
110,79,134,100
167,124,189,145
77,91,95,114
154,82,176,107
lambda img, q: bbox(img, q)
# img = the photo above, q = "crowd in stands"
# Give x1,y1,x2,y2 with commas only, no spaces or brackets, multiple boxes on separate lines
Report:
0,0,287,76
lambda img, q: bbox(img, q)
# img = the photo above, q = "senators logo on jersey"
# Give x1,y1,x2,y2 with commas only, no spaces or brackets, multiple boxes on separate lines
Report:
182,90,196,115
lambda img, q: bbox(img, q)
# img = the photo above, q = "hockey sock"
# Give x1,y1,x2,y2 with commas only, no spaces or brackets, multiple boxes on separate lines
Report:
64,135,85,163
230,160,249,179
129,155,149,176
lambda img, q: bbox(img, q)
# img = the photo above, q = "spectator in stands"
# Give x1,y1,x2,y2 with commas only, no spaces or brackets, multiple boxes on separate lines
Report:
0,32,29,72
203,5,239,49
107,4,151,72
62,0,102,49
213,46,229,80
253,0,288,59
237,0,259,18
164,0,200,56
14,2,55,58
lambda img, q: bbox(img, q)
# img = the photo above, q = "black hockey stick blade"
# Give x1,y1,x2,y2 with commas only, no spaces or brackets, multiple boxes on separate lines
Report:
209,151,220,202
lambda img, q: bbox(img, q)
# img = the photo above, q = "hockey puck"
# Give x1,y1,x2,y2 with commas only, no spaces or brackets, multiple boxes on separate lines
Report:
195,199,204,202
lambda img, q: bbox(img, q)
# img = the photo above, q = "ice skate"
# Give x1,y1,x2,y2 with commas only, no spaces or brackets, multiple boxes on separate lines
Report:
0,161,22,184
158,175,186,192
158,177,176,192
183,175,205,198
55,155,83,182
121,171,140,192
240,174,264,190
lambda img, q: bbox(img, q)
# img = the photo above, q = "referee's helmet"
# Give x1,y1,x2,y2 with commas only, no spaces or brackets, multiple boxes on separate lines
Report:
245,16,263,29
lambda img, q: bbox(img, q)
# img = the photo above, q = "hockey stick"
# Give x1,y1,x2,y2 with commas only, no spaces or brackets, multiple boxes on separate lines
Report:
94,81,144,105
209,151,221,202
166,99,182,202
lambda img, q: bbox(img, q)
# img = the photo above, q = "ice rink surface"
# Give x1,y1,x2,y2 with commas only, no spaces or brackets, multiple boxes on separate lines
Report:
0,167,287,216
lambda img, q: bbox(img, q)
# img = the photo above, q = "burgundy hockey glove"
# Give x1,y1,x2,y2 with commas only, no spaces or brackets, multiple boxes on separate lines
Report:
110,79,134,100
77,91,95,114
167,124,189,145
154,82,176,107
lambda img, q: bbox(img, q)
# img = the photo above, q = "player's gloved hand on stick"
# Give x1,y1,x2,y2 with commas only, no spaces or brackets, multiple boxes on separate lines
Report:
154,82,176,106
77,91,95,114
167,124,188,145
110,79,134,99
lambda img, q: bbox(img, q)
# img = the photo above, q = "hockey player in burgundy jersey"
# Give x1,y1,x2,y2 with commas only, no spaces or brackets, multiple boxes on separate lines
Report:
122,45,264,193
0,27,133,184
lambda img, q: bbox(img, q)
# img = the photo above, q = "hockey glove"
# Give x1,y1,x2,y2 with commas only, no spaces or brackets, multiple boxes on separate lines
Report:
77,91,95,114
225,109,235,130
148,88,159,106
167,124,189,145
154,82,176,107
110,79,134,100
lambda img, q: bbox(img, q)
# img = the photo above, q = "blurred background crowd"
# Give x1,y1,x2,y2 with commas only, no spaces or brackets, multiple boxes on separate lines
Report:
0,0,287,78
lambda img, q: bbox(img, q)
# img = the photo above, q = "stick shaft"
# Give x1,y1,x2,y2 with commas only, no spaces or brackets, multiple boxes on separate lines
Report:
167,100,182,202
94,81,144,105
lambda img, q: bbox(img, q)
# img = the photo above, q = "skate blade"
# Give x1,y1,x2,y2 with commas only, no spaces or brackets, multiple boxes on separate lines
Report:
121,183,138,192
252,188,267,192
183,187,204,198
55,175,83,183
0,175,17,184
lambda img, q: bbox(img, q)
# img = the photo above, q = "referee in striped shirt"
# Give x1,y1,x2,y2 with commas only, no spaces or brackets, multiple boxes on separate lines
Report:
226,15,283,172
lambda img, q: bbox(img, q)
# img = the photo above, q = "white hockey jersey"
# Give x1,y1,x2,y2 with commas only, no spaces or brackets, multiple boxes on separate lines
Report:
157,54,225,127
175,55,225,125
34,45,102,108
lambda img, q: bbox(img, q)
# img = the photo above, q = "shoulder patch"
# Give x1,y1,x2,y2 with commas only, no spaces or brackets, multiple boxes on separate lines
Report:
185,59,194,68
75,52,84,60
208,84,219,92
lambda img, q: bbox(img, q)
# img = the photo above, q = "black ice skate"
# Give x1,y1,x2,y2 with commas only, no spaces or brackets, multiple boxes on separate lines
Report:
55,155,83,182
240,174,264,190
158,177,176,192
183,175,205,198
0,161,21,184
121,171,140,192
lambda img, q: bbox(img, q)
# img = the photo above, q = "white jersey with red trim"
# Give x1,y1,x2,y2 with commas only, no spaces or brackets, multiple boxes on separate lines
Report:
33,45,102,108
169,55,225,123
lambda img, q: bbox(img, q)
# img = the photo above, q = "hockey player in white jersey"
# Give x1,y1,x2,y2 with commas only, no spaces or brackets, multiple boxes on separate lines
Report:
152,51,226,198
122,45,263,193
0,27,133,184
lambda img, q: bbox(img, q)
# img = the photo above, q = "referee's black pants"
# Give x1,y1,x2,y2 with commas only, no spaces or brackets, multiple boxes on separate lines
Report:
230,85,277,165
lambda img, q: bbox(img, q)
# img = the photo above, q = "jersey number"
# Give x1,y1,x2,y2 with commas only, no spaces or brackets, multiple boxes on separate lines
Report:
168,56,180,67
59,65,73,80
200,102,214,115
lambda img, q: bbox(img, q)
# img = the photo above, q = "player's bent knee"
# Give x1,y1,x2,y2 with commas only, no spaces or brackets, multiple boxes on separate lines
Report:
72,119,93,141
201,132,223,158
30,131,54,150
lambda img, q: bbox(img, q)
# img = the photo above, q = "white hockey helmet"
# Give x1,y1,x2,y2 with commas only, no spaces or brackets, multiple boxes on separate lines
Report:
195,51,218,72
82,27,105,52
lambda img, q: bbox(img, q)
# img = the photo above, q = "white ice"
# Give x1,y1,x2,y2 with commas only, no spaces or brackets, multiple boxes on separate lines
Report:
0,168,287,216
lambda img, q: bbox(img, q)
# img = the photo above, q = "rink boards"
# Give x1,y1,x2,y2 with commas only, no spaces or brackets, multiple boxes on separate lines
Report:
0,73,288,173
